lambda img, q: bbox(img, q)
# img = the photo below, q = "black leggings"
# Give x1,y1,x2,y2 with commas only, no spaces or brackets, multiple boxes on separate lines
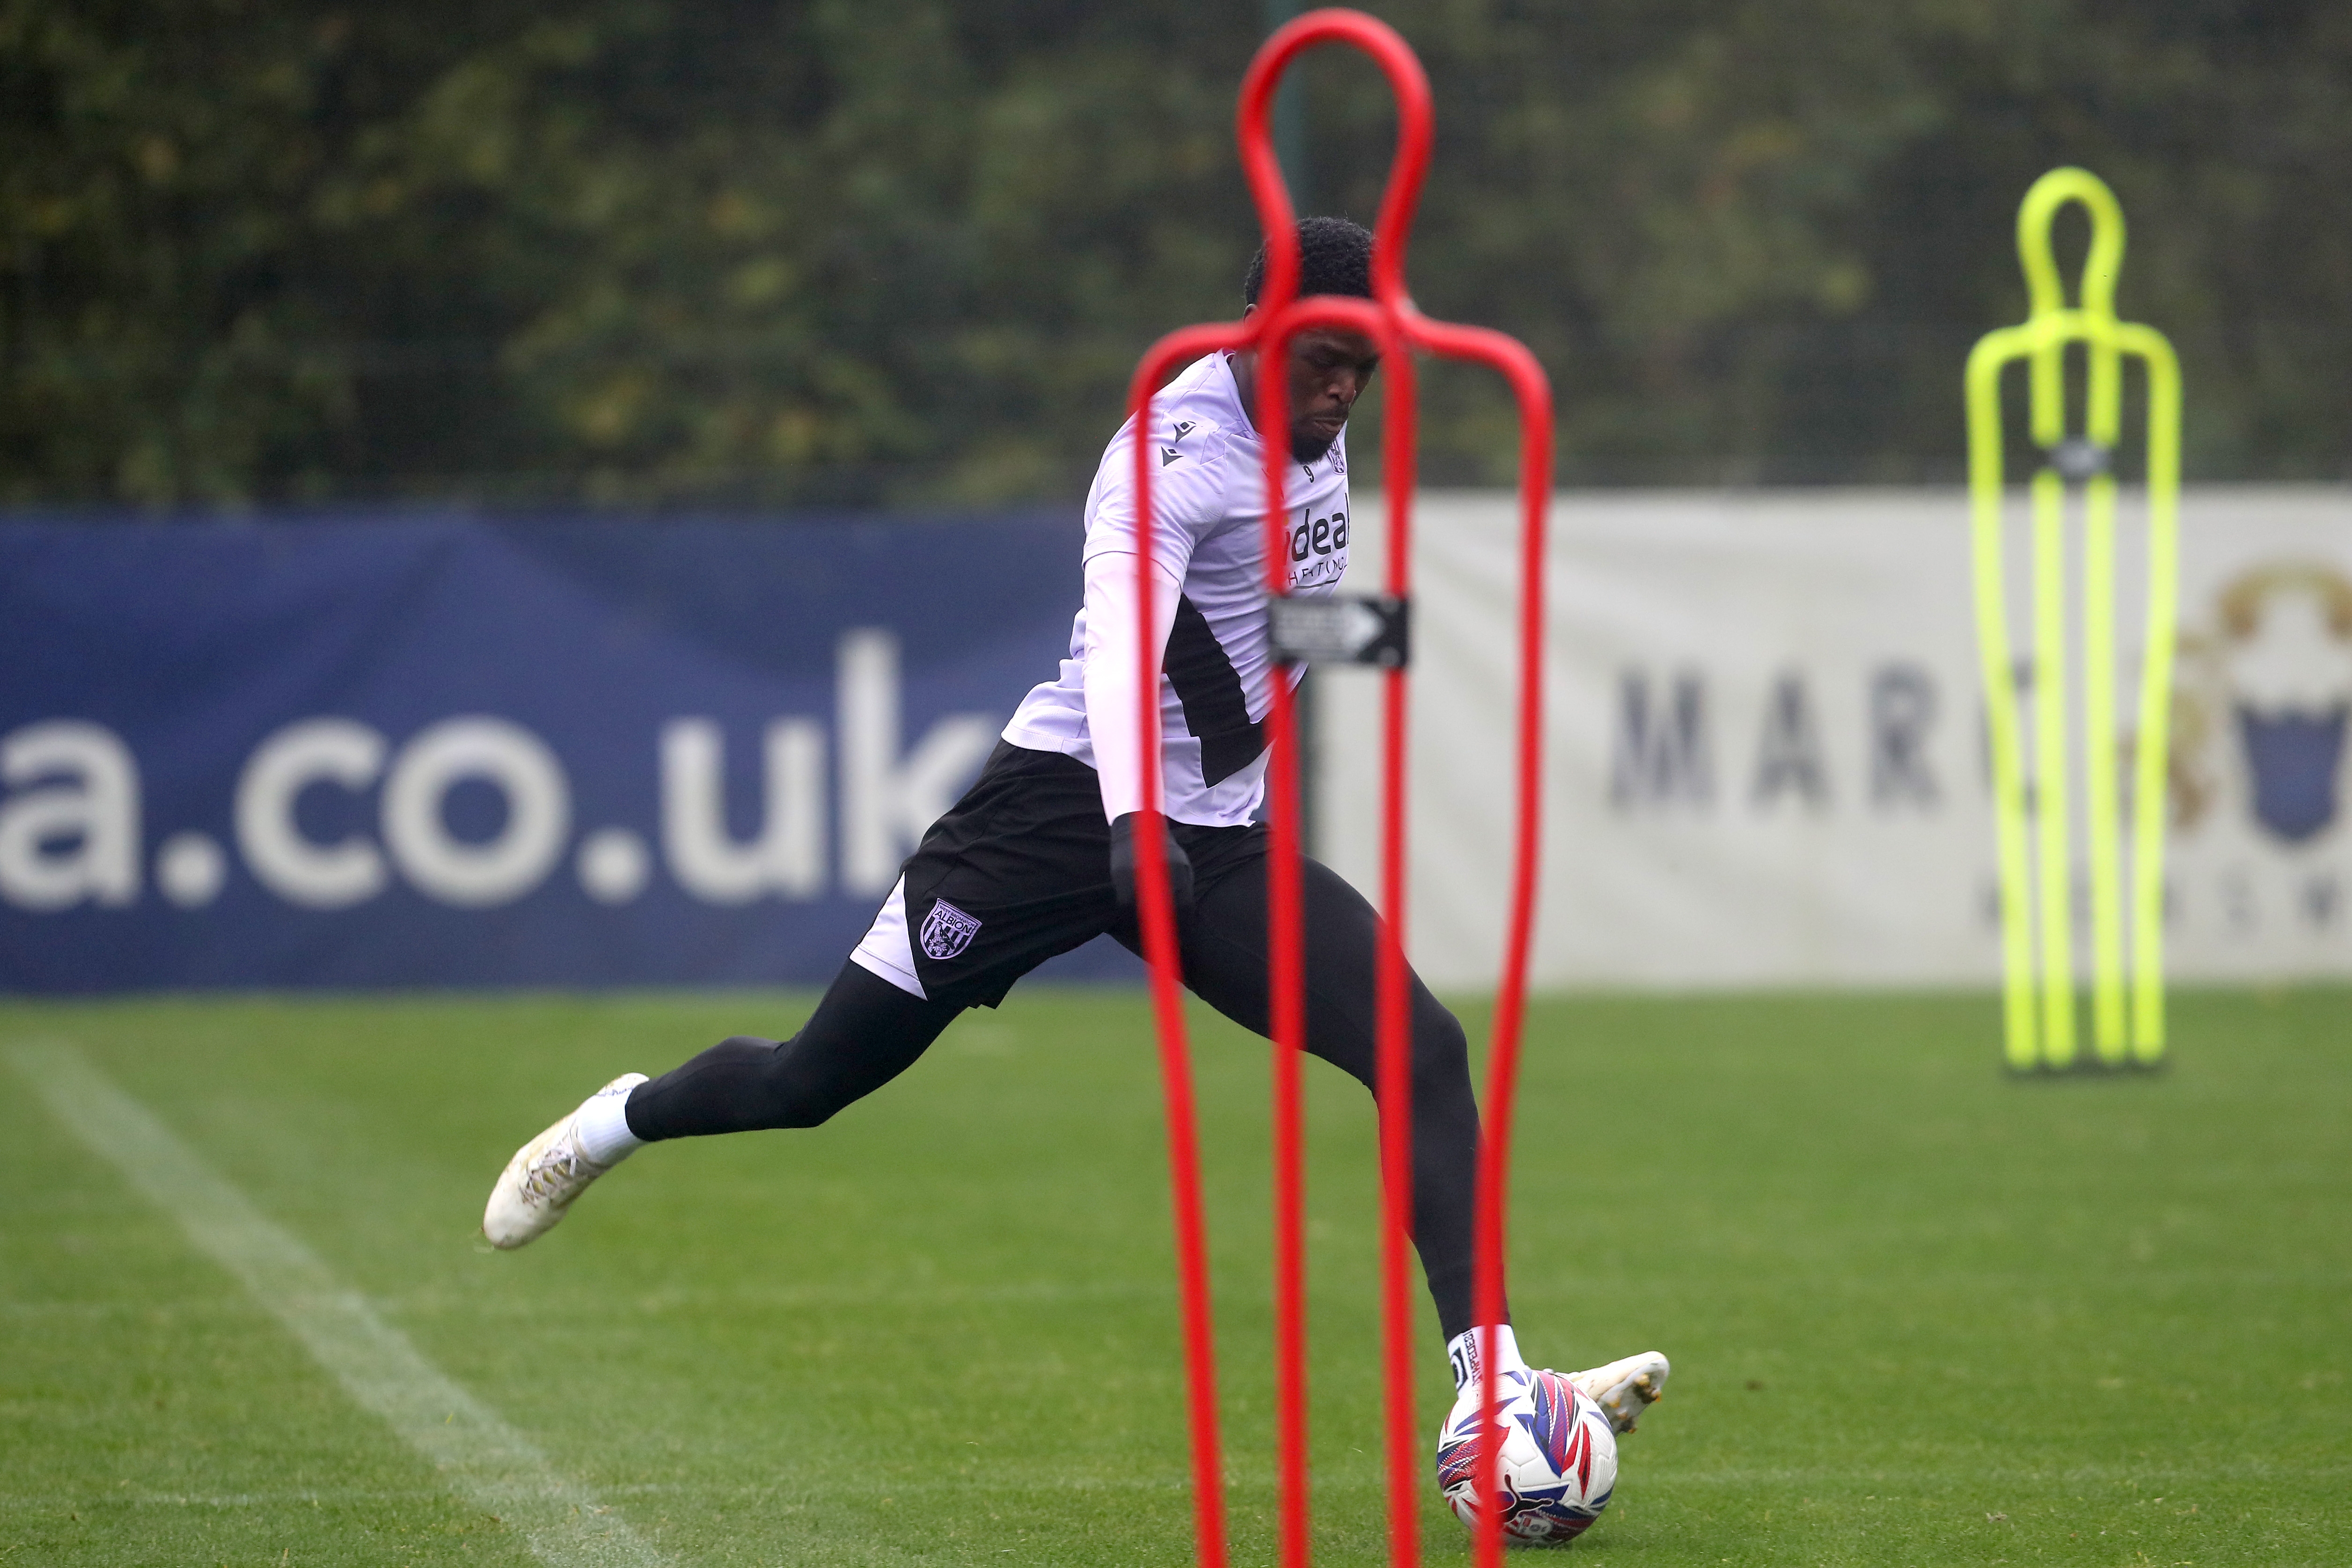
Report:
626,857,1495,1343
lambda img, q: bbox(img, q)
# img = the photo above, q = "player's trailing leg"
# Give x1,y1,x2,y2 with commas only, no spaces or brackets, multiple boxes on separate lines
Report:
482,1073,648,1249
480,964,962,1249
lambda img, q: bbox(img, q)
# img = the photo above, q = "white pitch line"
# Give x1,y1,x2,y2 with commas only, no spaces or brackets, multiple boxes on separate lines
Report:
9,1040,667,1568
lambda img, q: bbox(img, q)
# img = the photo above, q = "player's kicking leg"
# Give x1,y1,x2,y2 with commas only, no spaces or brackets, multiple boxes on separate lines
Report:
1175,847,1671,1436
1569,1349,1672,1433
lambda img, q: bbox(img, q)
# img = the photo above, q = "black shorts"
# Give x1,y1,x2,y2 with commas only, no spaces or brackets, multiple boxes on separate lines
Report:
648,748,1490,1341
853,740,1266,1010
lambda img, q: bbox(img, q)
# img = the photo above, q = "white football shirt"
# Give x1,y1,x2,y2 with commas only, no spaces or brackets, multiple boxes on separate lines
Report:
1002,351,1353,826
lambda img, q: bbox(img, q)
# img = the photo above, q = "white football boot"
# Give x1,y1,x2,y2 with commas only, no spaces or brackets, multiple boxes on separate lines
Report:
1566,1350,1670,1433
482,1074,647,1250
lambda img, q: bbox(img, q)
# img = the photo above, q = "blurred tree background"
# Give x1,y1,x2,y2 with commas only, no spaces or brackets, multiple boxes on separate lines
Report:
2,0,2345,507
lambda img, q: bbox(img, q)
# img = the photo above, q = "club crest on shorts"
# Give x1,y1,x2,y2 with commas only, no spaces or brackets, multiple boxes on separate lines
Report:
919,899,983,961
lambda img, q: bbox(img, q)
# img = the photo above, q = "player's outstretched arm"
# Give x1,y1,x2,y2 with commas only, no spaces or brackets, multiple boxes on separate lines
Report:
1080,548,1199,938
1078,549,1181,824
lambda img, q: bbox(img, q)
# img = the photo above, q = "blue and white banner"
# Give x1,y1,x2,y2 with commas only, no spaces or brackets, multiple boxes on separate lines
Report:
16,491,2346,996
0,515,1136,991
1320,486,2352,990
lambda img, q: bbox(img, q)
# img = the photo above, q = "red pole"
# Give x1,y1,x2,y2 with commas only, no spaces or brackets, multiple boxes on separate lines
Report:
1254,293,1396,1568
1241,22,1438,1568
1375,338,1420,1568
1128,322,1250,1568
1136,13,1552,1568
1255,296,1312,1568
1403,318,1553,1568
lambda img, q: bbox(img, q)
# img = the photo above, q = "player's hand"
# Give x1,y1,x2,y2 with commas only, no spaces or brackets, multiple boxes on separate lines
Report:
1109,812,1195,939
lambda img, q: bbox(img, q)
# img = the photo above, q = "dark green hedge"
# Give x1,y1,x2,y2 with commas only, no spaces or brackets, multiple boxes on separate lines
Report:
2,0,2345,506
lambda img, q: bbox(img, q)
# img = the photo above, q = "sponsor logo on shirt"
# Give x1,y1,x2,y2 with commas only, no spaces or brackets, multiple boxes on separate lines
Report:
1287,509,1348,563
1286,508,1348,589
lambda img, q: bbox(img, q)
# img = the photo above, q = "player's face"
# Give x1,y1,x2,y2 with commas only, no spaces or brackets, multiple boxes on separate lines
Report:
1281,327,1380,461
1233,308,1381,462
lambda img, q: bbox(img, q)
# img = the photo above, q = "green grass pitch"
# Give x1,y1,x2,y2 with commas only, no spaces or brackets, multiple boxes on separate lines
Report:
3,985,2345,1566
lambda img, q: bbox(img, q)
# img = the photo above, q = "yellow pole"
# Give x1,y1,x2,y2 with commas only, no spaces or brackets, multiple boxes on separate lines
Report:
2123,322,2181,1062
1967,330,2040,1070
2028,462,2077,1065
2078,232,2128,1064
1965,167,2179,1071
2081,456,2125,1064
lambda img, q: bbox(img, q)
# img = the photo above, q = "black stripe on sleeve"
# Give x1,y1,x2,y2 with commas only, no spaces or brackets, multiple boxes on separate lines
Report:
1164,594,1266,787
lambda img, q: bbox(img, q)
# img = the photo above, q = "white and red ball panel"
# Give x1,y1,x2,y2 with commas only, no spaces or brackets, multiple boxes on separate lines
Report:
1435,1369,1619,1545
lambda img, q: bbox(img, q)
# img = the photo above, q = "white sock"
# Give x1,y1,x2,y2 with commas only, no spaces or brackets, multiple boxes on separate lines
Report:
1446,1323,1529,1394
573,1074,649,1166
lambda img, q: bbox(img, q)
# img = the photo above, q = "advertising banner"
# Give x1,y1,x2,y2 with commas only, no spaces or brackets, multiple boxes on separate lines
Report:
0,515,1142,991
1316,488,2352,991
10,492,2345,995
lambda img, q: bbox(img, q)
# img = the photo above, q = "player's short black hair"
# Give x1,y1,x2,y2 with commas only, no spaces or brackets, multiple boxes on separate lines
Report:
1243,215,1374,306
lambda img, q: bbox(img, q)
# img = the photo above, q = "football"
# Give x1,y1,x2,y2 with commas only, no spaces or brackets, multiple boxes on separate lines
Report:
1435,1369,1619,1546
